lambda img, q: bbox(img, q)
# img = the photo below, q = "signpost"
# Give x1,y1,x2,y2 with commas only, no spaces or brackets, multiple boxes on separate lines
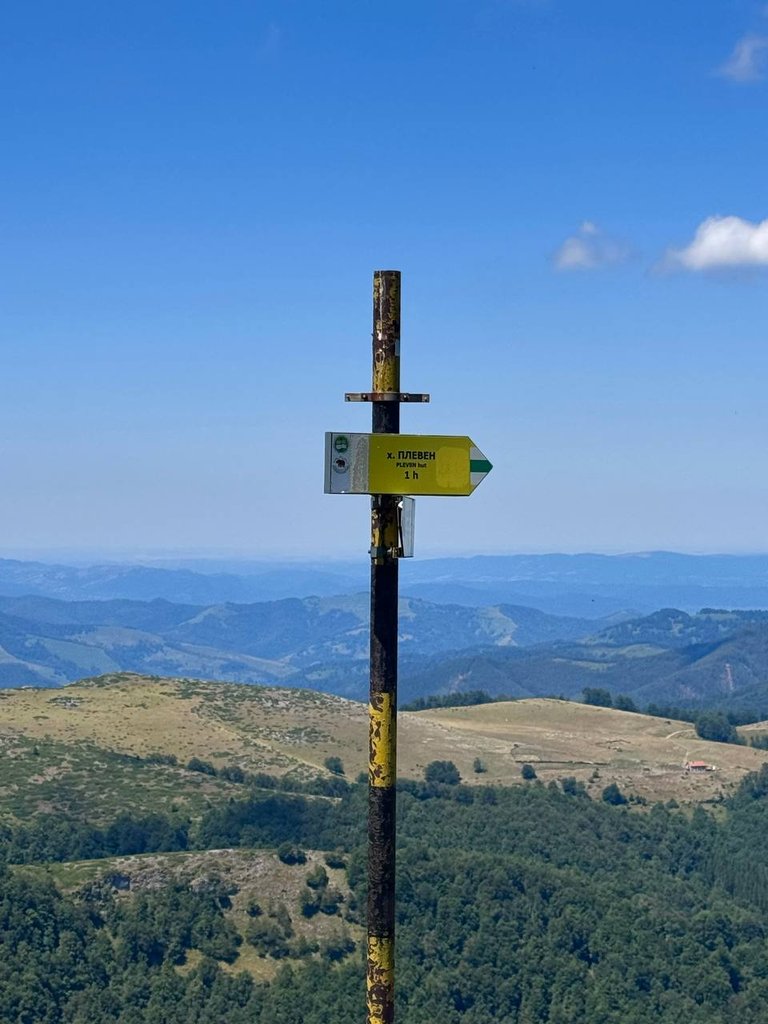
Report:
324,271,491,1024
324,433,492,496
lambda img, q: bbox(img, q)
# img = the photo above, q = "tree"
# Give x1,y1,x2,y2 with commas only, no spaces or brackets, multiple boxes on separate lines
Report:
320,928,356,962
299,887,321,918
277,842,306,865
324,756,345,776
582,688,613,708
245,917,290,958
473,758,487,774
424,761,461,786
320,888,343,915
601,782,627,805
521,764,537,781
324,851,346,869
614,694,638,713
695,712,740,745
306,866,328,890
560,776,585,797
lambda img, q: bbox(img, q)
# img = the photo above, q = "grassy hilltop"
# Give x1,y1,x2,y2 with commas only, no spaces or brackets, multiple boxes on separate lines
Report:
0,673,766,823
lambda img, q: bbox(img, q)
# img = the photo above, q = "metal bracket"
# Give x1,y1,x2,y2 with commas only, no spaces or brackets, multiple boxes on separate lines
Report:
398,497,415,558
369,544,397,559
369,498,415,560
345,392,430,403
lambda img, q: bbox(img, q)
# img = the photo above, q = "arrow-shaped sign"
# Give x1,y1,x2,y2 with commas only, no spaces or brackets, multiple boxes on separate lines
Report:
324,433,492,496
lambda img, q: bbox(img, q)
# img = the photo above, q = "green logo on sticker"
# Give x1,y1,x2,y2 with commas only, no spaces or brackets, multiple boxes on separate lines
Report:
334,435,349,453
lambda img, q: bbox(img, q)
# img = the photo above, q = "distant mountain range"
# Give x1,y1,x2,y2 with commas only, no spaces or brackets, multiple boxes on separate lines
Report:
4,591,768,712
3,553,768,710
400,552,768,617
402,608,768,710
4,551,768,617
0,558,365,605
0,593,605,696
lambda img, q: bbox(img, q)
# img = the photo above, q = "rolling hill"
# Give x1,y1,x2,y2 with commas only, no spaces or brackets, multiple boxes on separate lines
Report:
0,673,764,817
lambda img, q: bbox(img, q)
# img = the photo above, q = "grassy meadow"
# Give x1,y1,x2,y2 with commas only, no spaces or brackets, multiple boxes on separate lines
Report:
0,674,766,821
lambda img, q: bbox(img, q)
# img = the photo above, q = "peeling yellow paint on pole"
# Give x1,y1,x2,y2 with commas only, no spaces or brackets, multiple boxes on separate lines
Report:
367,936,395,1024
369,692,396,788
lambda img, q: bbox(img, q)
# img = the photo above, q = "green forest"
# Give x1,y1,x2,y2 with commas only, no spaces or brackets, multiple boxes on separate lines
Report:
5,765,768,1022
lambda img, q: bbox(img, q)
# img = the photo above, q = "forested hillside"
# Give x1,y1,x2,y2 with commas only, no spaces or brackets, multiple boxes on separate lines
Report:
5,763,768,1021
403,608,768,709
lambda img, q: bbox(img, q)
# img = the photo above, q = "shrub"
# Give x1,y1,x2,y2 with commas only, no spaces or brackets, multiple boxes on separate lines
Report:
251,773,278,789
290,935,319,957
521,764,537,781
144,752,178,766
424,760,461,786
306,866,328,891
324,756,345,776
271,902,293,937
246,917,290,958
320,888,343,915
277,842,306,865
602,783,628,806
324,850,347,870
321,928,356,962
300,888,321,918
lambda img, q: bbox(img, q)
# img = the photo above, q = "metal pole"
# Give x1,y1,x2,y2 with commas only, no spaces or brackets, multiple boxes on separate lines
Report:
367,270,401,1024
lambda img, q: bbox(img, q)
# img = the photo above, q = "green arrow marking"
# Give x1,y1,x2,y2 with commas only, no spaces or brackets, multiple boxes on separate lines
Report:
470,459,492,474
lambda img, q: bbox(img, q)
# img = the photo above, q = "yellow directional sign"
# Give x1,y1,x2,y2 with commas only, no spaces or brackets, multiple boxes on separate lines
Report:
324,433,492,496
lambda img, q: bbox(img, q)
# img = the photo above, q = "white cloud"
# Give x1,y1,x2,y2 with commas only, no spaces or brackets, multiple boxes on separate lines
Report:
717,34,768,81
666,215,768,271
553,222,629,271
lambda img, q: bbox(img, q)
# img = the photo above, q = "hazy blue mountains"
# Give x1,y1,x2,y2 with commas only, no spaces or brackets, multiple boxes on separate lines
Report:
401,607,768,709
4,554,768,707
0,558,365,605
401,552,768,616
5,551,768,617
0,593,601,695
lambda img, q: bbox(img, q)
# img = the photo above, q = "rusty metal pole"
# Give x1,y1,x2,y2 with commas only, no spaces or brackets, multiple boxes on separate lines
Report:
367,270,401,1024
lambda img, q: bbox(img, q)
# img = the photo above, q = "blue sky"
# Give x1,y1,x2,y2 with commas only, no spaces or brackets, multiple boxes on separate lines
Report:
2,0,768,559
